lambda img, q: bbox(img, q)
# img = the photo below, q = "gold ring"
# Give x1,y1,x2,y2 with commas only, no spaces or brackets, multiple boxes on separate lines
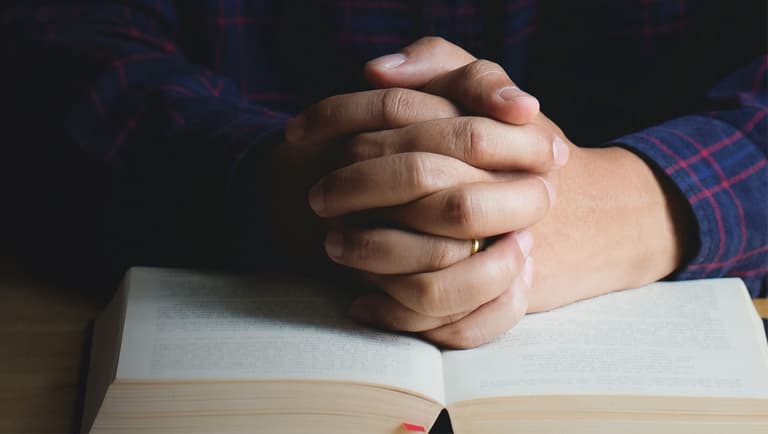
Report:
470,238,483,255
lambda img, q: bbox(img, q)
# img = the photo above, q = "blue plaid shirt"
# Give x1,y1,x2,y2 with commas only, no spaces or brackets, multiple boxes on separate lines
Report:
2,1,766,296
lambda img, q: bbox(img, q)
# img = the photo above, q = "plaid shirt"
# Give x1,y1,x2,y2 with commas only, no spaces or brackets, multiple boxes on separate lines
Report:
2,1,766,296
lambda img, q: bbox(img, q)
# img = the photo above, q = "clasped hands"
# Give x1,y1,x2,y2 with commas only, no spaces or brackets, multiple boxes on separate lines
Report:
274,37,685,348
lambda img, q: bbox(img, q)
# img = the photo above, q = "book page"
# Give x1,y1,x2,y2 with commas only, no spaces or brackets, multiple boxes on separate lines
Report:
116,268,446,404
442,279,768,403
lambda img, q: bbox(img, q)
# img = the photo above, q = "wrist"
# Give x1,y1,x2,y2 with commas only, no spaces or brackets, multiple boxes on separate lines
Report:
595,146,694,284
528,145,696,311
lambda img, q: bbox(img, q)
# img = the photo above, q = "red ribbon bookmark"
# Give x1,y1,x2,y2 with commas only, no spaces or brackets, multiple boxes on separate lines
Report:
402,422,426,432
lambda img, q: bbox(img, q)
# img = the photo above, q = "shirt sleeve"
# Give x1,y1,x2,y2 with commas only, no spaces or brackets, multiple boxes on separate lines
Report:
2,1,291,268
609,55,768,297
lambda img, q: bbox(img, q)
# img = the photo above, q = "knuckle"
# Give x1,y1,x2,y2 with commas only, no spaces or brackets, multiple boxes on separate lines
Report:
426,239,458,269
308,95,338,125
492,252,519,286
380,87,413,127
470,255,517,302
442,190,482,236
463,59,504,82
348,231,378,263
346,135,374,163
482,241,520,282
400,154,436,192
527,124,556,170
412,275,448,317
456,117,491,166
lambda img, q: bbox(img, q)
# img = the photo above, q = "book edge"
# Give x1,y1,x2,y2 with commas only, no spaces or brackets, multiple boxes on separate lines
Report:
80,268,132,433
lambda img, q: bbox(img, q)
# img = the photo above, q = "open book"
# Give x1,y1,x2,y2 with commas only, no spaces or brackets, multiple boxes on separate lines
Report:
82,267,768,433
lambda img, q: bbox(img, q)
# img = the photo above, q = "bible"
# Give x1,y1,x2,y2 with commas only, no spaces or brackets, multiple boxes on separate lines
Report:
82,267,768,433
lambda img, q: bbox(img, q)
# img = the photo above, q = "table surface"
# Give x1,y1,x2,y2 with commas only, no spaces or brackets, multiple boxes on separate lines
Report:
1,260,767,434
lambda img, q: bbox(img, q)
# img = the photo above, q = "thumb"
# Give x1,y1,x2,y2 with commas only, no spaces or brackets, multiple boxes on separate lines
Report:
364,36,476,88
364,37,539,125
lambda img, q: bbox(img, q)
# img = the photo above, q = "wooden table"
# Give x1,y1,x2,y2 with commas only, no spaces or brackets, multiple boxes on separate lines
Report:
756,298,768,318
0,259,106,434
1,261,767,434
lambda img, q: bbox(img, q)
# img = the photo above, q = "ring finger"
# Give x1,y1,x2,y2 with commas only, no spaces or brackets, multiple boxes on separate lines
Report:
364,230,531,317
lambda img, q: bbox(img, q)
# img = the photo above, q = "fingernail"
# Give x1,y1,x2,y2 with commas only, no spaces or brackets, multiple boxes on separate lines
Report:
553,137,570,167
514,229,533,257
348,298,373,323
285,115,305,142
325,232,344,259
497,86,532,102
308,182,325,214
522,256,534,287
538,176,555,205
367,53,407,69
